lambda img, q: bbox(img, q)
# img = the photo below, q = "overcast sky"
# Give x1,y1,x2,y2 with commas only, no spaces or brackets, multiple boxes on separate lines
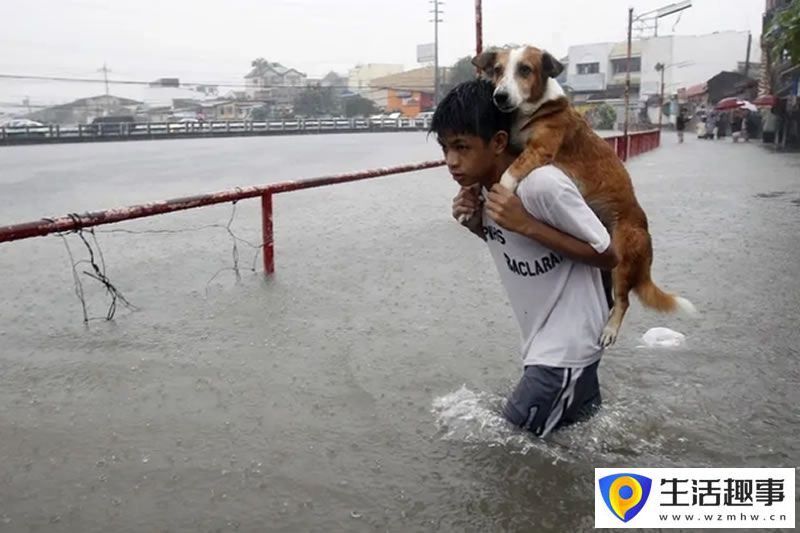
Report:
1,0,764,107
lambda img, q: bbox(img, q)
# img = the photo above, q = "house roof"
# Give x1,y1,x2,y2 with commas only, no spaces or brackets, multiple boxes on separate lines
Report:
369,66,449,93
245,61,306,79
685,83,708,97
75,95,142,106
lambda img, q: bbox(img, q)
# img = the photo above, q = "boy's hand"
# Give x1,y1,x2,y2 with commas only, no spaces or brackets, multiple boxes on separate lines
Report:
452,186,481,222
485,184,532,234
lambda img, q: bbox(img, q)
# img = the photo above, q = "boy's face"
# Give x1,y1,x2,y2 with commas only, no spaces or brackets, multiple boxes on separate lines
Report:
437,130,506,188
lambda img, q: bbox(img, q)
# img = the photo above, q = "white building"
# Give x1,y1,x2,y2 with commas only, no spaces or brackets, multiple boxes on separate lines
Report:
566,31,759,99
641,31,760,98
348,64,404,95
566,42,617,93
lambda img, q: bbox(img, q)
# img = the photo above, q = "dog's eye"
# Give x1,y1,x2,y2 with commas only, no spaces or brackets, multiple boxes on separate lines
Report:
493,65,503,76
518,65,533,77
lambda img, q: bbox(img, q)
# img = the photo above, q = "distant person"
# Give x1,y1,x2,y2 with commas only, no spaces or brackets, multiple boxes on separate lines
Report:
430,80,618,437
717,111,729,139
675,108,690,143
731,110,744,143
763,107,777,144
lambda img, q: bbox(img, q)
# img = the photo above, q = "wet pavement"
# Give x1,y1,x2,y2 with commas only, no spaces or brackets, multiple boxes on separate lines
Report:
1,132,799,532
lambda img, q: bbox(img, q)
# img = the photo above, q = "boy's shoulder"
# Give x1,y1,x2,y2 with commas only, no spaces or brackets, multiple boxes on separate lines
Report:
517,165,574,200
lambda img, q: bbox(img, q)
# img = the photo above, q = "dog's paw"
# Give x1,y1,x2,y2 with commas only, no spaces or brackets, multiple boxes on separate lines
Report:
499,170,519,192
599,326,618,348
457,210,475,225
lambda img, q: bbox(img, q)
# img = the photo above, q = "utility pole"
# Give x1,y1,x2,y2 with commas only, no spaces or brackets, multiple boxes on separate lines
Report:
98,63,111,96
623,7,633,161
475,0,483,57
98,63,112,116
744,31,752,79
429,0,444,106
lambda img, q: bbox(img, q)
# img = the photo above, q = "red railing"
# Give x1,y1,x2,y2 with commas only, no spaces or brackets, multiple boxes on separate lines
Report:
0,161,445,274
605,129,661,161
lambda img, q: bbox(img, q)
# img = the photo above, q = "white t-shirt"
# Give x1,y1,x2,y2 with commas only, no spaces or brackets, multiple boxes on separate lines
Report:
481,165,611,368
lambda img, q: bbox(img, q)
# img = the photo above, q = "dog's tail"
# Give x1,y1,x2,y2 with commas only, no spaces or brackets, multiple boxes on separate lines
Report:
634,277,697,315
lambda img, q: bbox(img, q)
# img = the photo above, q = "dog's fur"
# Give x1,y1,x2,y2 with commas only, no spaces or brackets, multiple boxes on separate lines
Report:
473,45,695,346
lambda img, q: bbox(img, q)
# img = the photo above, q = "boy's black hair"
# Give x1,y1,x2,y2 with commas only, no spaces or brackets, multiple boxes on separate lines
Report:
429,79,513,143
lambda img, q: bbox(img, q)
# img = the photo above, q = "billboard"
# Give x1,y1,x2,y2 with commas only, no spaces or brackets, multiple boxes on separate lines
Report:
417,43,435,64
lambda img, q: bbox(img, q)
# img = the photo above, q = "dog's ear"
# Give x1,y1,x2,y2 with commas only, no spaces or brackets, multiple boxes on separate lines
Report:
472,50,497,77
542,52,564,79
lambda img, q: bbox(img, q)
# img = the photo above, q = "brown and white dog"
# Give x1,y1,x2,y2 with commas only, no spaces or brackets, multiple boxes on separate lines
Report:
472,45,695,346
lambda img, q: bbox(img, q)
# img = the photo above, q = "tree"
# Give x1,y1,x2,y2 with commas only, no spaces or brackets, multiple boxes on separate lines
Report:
292,85,341,117
251,57,268,70
250,105,271,121
767,1,800,66
585,103,617,130
342,95,379,117
441,56,478,96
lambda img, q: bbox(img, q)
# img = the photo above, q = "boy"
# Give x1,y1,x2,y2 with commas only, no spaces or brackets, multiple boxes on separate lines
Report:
430,80,618,437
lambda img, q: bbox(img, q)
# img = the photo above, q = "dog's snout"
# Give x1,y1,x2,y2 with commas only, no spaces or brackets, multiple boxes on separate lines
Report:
494,92,509,106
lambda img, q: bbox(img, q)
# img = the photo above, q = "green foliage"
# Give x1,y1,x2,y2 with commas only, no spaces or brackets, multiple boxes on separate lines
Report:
249,105,270,121
292,85,340,117
441,56,478,95
342,95,379,117
585,102,617,130
768,1,800,65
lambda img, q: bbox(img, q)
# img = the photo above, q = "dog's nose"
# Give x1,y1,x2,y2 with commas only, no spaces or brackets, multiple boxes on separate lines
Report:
494,92,509,106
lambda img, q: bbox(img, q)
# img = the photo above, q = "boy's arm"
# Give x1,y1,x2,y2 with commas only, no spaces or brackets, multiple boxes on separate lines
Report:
485,179,618,271
518,216,618,270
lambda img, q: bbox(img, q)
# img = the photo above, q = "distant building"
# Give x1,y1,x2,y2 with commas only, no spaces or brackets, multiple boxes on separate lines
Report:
28,95,141,125
368,66,447,116
677,71,758,107
244,60,307,111
348,63,404,95
319,71,349,96
565,30,760,126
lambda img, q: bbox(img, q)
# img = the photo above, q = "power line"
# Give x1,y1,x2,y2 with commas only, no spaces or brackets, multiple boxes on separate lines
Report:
0,73,442,92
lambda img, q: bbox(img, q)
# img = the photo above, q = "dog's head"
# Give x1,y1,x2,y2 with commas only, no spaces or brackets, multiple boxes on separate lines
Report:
472,46,564,112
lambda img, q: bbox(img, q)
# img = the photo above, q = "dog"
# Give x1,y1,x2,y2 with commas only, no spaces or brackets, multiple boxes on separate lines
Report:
471,45,695,346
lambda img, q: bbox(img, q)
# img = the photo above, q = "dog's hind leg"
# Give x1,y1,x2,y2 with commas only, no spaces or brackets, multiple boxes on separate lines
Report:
599,224,647,347
600,265,633,348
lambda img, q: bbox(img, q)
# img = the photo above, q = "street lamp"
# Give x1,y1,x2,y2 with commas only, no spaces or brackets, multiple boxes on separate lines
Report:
655,62,666,129
654,60,692,130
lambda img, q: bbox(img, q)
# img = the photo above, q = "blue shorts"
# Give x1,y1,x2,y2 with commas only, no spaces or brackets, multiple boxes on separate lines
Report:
502,360,602,438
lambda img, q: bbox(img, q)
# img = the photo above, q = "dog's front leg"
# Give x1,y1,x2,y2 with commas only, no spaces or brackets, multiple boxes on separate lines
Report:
499,125,565,192
456,184,483,225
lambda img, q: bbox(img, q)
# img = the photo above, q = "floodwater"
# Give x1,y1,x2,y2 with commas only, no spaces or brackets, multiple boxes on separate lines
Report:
1,132,798,532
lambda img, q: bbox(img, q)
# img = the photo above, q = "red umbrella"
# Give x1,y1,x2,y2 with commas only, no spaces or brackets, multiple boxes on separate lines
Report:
715,97,744,111
754,94,778,107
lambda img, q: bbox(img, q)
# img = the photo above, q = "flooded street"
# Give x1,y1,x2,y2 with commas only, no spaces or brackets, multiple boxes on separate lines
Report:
1,132,798,532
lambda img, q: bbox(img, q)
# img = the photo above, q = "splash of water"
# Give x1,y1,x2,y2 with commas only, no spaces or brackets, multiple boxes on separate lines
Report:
430,385,559,458
431,385,666,464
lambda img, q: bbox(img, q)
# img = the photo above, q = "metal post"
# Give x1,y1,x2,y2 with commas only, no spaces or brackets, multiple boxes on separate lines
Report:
657,64,665,129
475,0,483,55
261,193,274,274
623,7,633,162
433,0,440,106
744,31,752,79
428,0,444,105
